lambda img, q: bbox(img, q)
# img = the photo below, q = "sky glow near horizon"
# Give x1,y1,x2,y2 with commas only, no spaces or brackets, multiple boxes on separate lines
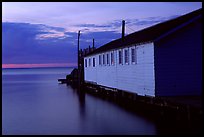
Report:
2,2,202,68
2,63,77,69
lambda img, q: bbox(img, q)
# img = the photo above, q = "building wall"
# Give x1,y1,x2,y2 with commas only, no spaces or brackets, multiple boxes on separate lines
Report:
84,42,155,96
84,56,96,83
154,18,202,96
96,51,117,88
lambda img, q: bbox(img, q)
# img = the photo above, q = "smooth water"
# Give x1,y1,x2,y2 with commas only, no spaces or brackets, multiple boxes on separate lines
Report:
2,67,157,135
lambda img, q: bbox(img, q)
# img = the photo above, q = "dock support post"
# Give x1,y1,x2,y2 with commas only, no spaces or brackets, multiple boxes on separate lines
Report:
187,105,191,127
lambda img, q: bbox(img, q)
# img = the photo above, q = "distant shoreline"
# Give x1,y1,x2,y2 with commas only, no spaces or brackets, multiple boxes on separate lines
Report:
2,66,77,69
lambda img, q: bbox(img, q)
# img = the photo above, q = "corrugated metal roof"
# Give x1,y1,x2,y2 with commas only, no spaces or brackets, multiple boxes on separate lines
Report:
85,8,202,57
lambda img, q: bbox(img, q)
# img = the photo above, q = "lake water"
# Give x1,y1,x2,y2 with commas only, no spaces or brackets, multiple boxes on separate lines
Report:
2,67,157,135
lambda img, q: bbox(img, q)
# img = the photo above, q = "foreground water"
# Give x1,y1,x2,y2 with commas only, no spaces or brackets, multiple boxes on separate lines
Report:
2,67,157,135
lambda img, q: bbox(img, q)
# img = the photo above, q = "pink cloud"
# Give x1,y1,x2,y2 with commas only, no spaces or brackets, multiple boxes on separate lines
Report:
2,63,77,68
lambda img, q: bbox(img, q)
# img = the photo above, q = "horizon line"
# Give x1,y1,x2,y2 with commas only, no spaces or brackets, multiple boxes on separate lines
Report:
2,63,77,69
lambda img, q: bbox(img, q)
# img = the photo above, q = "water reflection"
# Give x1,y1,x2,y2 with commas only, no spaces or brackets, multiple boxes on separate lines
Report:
65,83,157,135
67,83,86,120
77,90,86,119
65,83,202,135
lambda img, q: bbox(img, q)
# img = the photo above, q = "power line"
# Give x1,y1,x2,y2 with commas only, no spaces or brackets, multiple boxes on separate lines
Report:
126,25,136,33
126,27,134,35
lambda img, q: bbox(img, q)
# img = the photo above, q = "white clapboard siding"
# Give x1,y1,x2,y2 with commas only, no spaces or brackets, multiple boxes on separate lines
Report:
84,55,97,83
96,51,117,88
84,42,155,97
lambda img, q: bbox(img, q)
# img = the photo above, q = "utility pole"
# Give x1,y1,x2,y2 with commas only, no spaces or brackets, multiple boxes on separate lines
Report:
93,38,95,49
122,20,125,39
77,30,80,70
77,30,80,89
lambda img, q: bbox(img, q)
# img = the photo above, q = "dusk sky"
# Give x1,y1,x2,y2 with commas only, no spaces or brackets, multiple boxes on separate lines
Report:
2,2,202,68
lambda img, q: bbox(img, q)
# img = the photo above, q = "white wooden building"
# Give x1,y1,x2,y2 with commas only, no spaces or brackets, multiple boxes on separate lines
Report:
83,8,202,97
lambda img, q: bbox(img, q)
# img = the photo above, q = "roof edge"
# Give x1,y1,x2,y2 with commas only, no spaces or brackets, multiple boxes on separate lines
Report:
154,14,202,42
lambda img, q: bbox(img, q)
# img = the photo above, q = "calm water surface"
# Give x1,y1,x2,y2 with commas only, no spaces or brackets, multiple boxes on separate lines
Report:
2,67,157,135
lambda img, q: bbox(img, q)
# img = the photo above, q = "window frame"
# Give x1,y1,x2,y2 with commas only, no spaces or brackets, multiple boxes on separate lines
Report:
111,51,114,65
89,58,91,67
131,47,136,64
107,53,110,65
103,54,105,65
85,59,87,67
93,57,95,67
124,48,129,64
118,49,123,65
99,55,101,66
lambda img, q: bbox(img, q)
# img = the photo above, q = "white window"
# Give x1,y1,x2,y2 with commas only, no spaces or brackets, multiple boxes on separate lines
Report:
85,59,87,67
93,58,95,67
124,49,129,64
131,48,136,64
99,55,101,65
103,54,105,65
107,53,109,65
119,50,123,64
111,51,114,65
89,58,91,67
